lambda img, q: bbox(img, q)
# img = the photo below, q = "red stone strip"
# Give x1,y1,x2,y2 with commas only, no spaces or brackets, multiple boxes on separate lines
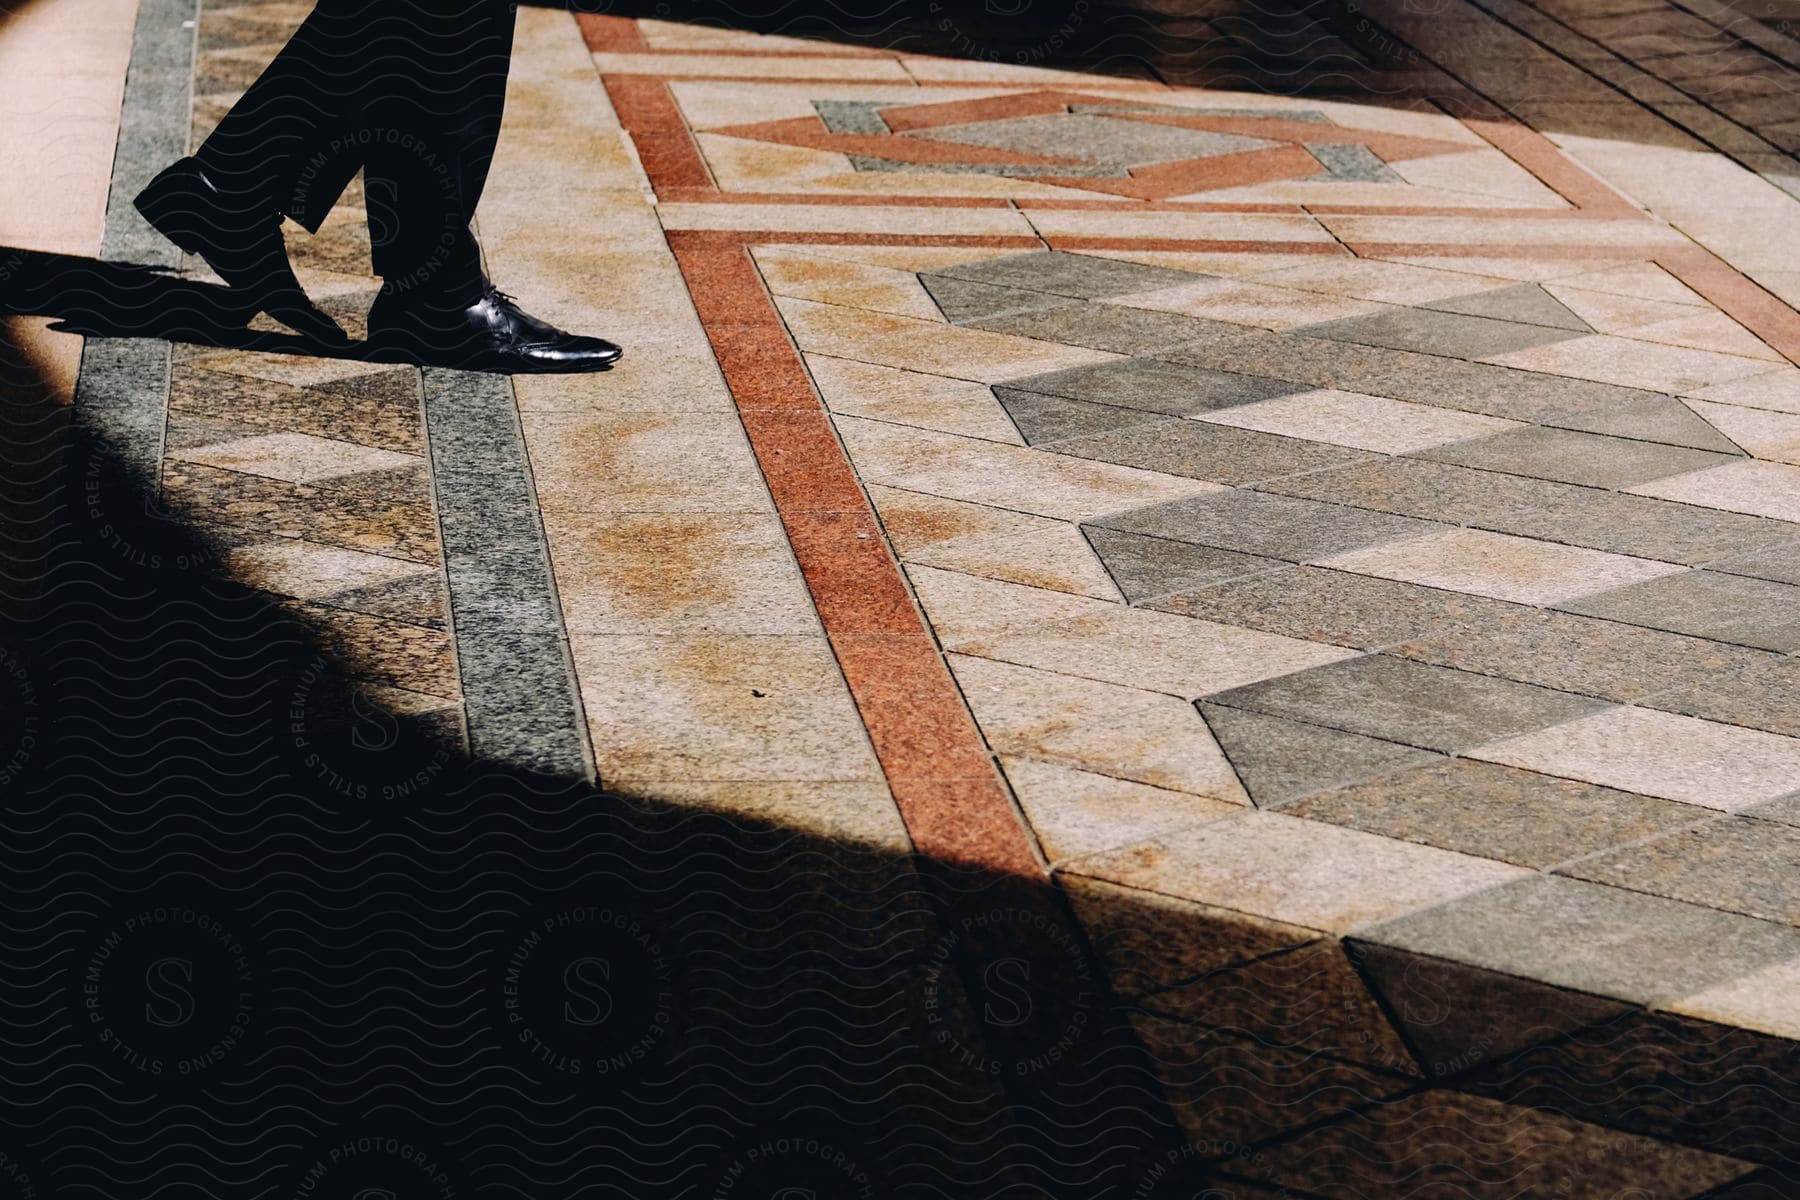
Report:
658,189,1019,208
576,13,647,53
1347,241,1648,260
1659,246,1800,366
666,230,1046,878
602,76,715,193
1461,115,1644,218
1046,236,1349,255
670,230,1044,250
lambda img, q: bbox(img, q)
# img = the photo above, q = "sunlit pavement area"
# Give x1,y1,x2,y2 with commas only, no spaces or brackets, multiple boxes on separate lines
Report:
7,0,1800,1193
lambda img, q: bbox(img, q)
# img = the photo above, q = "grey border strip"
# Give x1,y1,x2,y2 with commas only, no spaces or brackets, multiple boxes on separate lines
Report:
422,368,594,781
77,0,199,484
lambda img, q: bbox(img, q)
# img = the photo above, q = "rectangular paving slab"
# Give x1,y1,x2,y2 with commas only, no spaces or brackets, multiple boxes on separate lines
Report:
1090,489,1442,561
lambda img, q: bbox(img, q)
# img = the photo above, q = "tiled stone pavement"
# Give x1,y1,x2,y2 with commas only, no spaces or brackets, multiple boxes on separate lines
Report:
80,0,1800,1192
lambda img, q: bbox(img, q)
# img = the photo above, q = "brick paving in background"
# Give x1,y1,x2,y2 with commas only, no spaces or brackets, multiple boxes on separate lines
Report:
73,0,1800,1191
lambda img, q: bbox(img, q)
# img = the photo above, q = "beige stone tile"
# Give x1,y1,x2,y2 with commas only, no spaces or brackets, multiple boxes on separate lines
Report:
1630,460,1800,522
773,243,1016,273
1545,261,1706,306
1002,755,1242,865
1113,278,1391,331
1201,179,1553,211
909,566,1121,641
947,653,1248,797
1063,810,1530,934
1668,957,1800,1040
1196,388,1521,453
808,355,1023,444
185,349,389,387
1487,334,1775,392
799,169,1105,203
1387,147,1571,207
834,415,1216,521
753,248,945,321
512,325,735,414
224,539,433,600
522,412,774,513
697,132,852,193
899,56,1165,85
1473,706,1800,810
873,488,1121,600
1379,255,1585,282
1320,215,1689,249
1620,311,1784,362
1319,528,1685,605
574,633,882,781
925,570,1359,699
1683,399,1800,465
544,511,817,634
606,780,911,851
778,298,1120,383
1084,249,1332,278
1253,259,1514,305
658,201,1035,237
1683,368,1800,415
1025,209,1335,245
174,431,420,484
1541,285,1700,333
593,51,913,80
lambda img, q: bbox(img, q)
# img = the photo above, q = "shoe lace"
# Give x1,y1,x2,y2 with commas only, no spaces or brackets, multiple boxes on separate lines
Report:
484,281,522,311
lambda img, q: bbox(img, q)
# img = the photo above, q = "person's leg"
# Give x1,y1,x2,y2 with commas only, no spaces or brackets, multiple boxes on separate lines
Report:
360,0,518,302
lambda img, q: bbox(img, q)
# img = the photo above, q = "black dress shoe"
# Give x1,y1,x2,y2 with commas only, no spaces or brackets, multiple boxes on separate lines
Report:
366,281,622,374
134,157,348,346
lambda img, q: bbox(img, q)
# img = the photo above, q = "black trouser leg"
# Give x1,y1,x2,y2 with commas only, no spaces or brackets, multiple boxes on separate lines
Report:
193,0,518,300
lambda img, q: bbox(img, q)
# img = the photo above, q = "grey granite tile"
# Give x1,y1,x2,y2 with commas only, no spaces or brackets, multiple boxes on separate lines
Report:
1707,540,1800,587
1259,457,1587,525
1198,703,1442,807
917,112,1277,166
1394,604,1774,704
1745,794,1800,827
1081,527,1284,603
812,98,890,135
1091,490,1436,561
1061,875,1316,998
1149,566,1513,650
1424,283,1593,332
1361,874,1800,1005
1203,655,1612,753
1140,940,1417,1074
1239,1088,1756,1200
917,273,1078,324
1645,653,1800,738
1348,942,1632,1080
935,249,1201,299
1562,816,1800,927
1557,570,1800,652
971,302,1226,355
1054,421,1378,486
1415,425,1738,489
1296,306,1587,360
1001,356,1305,416
1129,1013,1413,1150
1309,141,1401,182
991,389,1167,445
1286,758,1703,868
1466,1008,1800,1168
1547,391,1743,453
1494,489,1796,564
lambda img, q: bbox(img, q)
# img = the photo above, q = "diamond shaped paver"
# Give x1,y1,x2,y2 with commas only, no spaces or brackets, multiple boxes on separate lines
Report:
934,249,1202,300
999,356,1306,415
1296,306,1588,360
1092,490,1444,562
1415,425,1739,489
1557,569,1800,652
1204,654,1613,753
